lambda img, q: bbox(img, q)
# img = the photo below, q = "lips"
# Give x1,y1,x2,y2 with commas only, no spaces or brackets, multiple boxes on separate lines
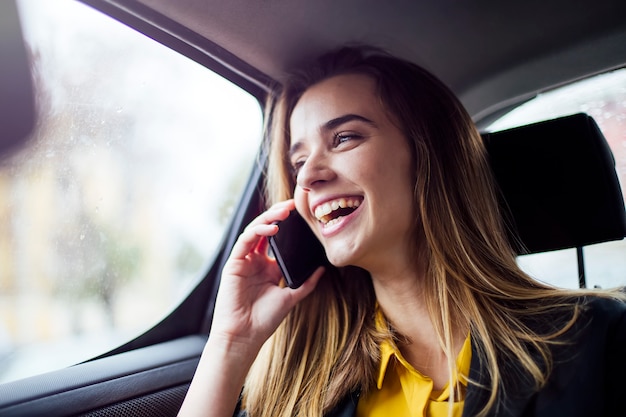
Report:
313,197,362,226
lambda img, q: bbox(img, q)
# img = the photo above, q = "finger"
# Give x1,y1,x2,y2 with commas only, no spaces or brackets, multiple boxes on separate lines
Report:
244,200,295,230
288,266,325,304
265,259,283,284
230,223,278,260
253,232,270,254
268,199,295,211
235,200,296,258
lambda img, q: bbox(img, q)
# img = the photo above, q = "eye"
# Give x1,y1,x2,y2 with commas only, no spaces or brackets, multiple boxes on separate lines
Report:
290,159,305,178
332,132,361,147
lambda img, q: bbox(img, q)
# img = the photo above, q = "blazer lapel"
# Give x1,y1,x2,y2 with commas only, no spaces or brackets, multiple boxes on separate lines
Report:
325,391,359,417
463,339,537,417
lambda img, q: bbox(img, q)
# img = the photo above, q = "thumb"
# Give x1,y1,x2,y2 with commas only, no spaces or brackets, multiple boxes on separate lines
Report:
287,266,325,305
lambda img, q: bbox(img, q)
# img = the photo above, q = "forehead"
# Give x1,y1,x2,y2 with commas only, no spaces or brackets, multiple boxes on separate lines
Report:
289,73,382,134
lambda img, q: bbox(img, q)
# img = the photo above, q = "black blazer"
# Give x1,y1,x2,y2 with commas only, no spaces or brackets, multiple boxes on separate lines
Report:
235,297,626,417
326,297,626,417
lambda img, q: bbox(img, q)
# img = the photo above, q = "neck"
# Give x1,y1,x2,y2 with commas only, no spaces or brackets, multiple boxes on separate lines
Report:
369,263,467,389
371,264,437,347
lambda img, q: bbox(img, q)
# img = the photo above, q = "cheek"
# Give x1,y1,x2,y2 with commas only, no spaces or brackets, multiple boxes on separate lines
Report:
370,151,415,212
293,186,308,215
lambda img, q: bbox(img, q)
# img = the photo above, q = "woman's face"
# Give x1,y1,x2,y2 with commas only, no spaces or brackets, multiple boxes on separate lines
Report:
289,74,416,273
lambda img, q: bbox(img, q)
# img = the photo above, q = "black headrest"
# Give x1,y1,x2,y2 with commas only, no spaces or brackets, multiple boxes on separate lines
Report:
482,113,626,255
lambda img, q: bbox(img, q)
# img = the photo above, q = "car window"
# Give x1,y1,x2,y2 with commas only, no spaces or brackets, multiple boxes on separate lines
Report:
0,0,263,383
487,68,626,289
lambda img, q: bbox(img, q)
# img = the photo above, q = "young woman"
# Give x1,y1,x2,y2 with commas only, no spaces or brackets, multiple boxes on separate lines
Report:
178,46,626,417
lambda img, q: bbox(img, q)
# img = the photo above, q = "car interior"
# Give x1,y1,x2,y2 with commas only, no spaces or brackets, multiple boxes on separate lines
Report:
1,0,625,416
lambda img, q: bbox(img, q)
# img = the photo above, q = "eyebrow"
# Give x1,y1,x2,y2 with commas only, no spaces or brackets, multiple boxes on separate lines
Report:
323,113,376,131
289,113,376,158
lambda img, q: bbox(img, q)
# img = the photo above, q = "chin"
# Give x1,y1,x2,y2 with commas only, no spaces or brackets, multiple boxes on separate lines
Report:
325,248,361,269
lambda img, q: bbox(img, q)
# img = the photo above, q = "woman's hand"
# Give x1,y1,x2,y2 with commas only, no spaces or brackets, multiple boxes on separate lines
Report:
178,200,323,417
210,199,323,354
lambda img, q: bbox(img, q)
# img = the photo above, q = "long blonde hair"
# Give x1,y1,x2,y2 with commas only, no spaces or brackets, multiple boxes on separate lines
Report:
241,45,623,416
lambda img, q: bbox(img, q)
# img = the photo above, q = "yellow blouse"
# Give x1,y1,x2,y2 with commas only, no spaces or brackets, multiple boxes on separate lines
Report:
356,333,472,417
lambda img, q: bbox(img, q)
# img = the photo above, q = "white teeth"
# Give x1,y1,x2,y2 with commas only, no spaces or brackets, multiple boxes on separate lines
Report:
325,217,341,227
314,203,330,219
313,197,362,223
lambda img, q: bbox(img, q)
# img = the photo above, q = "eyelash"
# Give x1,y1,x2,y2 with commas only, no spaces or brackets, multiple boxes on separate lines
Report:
291,160,304,178
332,131,359,147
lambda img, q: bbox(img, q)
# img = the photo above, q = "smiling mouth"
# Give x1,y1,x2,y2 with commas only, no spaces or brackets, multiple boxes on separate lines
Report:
314,197,362,226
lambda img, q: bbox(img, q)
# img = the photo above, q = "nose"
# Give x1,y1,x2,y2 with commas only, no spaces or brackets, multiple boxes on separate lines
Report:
296,149,335,192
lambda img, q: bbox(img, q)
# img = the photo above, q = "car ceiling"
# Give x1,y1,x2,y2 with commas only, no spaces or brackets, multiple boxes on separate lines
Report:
122,0,626,122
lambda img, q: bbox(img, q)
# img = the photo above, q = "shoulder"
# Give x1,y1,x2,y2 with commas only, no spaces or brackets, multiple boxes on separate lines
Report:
516,293,626,347
492,295,626,416
545,294,626,358
577,295,626,365
583,293,626,314
577,294,626,336
464,294,626,417
536,295,626,416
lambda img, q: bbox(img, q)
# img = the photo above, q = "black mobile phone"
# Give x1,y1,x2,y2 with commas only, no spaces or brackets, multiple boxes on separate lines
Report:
268,210,328,289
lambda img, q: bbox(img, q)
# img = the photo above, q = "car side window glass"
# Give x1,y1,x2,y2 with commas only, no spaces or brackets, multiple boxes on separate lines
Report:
1,0,263,383
487,68,626,289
